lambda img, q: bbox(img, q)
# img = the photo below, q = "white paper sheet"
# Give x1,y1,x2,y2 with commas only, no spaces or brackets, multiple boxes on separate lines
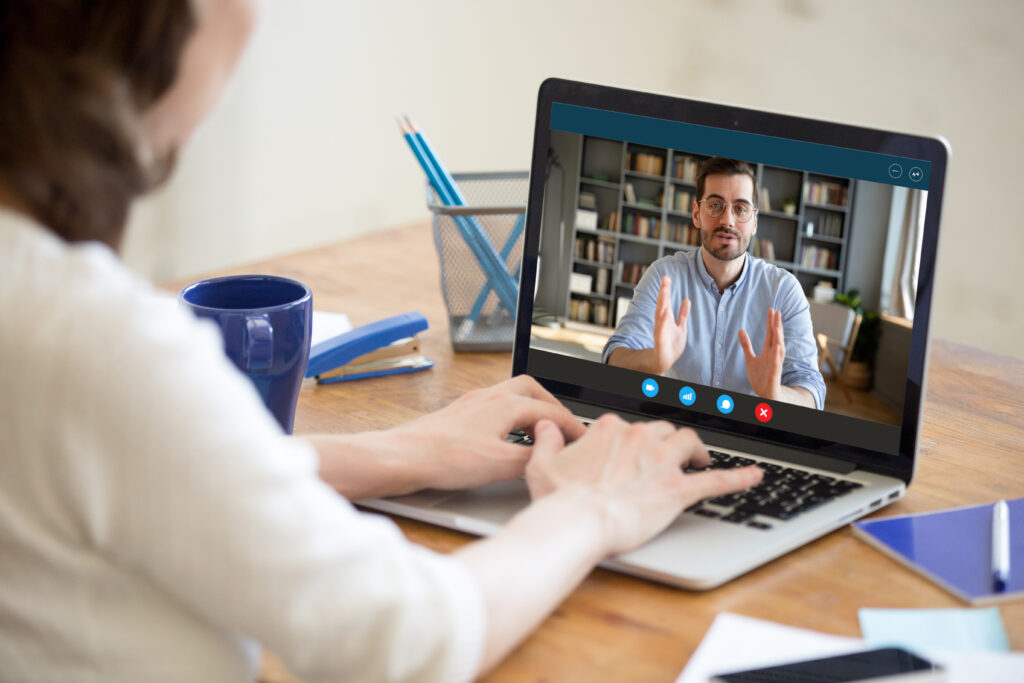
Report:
677,612,1024,683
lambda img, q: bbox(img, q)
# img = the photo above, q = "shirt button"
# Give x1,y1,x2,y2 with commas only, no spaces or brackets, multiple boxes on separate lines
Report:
715,381,721,386
719,306,724,311
717,344,722,349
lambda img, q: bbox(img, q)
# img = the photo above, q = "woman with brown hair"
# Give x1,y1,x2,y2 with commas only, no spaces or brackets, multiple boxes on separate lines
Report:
0,2,760,680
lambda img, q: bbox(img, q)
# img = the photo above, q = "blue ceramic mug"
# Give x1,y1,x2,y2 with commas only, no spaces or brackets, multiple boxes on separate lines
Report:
179,275,312,434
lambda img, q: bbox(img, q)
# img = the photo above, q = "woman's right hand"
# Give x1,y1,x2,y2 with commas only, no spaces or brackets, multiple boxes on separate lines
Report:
525,414,762,556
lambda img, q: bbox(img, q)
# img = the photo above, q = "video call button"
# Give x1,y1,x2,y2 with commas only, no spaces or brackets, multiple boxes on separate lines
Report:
716,394,734,415
678,386,696,406
888,163,903,179
755,402,773,423
641,378,659,398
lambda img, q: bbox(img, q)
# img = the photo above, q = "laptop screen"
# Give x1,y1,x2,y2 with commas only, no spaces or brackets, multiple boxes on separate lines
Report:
514,79,948,481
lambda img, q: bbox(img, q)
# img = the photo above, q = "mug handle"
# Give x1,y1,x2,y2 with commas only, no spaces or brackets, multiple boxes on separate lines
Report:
244,315,274,372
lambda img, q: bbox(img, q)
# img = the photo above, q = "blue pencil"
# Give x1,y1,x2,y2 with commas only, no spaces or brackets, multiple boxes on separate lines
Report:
400,118,519,317
458,213,525,339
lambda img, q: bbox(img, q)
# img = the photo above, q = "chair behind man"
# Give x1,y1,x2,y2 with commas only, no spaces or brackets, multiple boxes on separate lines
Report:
807,300,862,402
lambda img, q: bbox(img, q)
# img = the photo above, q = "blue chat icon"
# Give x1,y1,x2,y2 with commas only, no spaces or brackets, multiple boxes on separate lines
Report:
678,386,696,406
641,378,659,398
716,394,734,414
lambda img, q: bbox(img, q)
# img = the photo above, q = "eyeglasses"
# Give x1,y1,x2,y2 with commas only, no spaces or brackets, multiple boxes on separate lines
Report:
698,199,757,223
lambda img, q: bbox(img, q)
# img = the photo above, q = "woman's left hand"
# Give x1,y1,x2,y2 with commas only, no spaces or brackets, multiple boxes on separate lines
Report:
386,375,586,491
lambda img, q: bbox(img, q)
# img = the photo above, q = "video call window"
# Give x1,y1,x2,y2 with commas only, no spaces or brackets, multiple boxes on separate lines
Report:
531,129,928,431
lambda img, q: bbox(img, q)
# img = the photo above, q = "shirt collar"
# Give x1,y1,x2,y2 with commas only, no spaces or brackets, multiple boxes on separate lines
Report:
695,248,750,292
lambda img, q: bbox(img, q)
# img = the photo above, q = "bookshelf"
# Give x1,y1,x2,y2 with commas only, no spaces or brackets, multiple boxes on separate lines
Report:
566,136,856,329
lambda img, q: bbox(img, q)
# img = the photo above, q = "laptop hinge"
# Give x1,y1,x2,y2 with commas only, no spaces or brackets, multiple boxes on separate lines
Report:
561,398,856,476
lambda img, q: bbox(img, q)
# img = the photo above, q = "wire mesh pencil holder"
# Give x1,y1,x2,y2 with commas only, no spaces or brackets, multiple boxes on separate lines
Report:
427,172,529,351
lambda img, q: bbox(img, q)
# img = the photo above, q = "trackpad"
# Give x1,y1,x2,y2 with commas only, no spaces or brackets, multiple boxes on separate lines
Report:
433,479,531,526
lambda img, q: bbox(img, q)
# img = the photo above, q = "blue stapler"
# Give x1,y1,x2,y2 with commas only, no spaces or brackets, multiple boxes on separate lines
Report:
305,311,434,384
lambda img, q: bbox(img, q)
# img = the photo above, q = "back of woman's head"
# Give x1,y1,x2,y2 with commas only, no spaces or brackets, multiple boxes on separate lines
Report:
0,1,196,248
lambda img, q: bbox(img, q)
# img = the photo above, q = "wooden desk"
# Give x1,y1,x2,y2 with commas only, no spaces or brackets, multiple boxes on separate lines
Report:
170,222,1024,681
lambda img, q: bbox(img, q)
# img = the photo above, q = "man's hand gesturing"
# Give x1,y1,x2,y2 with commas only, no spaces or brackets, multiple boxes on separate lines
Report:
653,275,690,374
738,308,785,400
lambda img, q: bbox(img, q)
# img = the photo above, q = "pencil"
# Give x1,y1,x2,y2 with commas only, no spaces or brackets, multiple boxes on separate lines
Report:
399,117,519,319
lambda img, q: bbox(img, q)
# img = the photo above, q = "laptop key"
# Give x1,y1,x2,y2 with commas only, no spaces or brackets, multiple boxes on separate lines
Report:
722,509,754,524
506,429,529,443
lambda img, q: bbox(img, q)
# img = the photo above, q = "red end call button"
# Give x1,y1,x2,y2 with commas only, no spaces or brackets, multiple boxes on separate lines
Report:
755,403,773,423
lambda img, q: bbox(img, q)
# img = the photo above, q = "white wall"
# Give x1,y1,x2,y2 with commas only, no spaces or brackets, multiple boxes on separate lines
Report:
122,0,1024,360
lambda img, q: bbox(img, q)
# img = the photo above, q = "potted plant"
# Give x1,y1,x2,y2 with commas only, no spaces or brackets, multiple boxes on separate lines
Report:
782,196,798,215
834,289,880,390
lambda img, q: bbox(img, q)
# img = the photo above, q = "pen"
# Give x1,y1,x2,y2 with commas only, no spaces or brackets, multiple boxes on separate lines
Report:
992,500,1010,592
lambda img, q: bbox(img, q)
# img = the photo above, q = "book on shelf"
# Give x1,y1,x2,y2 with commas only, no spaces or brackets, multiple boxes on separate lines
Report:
622,213,662,239
578,191,597,209
805,180,849,207
619,261,649,286
573,235,615,263
673,155,699,182
604,211,620,232
575,208,598,230
806,214,844,238
759,187,772,212
573,236,585,259
752,238,775,261
629,151,664,176
799,245,837,270
569,297,590,323
673,188,692,213
594,268,610,295
623,183,637,203
569,297,609,326
666,222,701,246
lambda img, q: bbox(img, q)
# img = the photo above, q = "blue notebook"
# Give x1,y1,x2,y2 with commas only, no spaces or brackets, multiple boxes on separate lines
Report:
853,498,1024,605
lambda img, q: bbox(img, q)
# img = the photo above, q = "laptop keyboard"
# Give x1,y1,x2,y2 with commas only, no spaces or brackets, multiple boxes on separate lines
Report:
685,451,862,529
507,431,863,531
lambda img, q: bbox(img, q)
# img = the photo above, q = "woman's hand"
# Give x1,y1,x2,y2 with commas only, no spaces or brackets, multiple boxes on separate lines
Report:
525,414,762,555
385,375,586,491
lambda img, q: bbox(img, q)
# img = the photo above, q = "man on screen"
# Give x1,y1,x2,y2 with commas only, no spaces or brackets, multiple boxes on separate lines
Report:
603,157,825,409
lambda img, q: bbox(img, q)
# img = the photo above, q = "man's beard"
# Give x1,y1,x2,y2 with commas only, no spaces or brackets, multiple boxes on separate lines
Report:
701,227,749,261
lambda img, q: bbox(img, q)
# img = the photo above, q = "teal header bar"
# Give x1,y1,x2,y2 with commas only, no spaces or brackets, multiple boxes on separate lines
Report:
551,103,931,189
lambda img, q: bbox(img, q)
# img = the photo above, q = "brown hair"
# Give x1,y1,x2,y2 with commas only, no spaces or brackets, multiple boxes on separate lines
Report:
695,157,758,208
0,1,196,248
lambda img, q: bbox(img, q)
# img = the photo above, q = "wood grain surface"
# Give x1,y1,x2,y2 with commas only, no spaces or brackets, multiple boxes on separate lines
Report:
165,222,1024,681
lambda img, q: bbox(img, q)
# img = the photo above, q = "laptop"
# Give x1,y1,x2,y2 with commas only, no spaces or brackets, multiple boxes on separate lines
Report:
362,78,949,589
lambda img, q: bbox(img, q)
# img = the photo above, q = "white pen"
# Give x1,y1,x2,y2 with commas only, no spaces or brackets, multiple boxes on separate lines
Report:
992,500,1010,591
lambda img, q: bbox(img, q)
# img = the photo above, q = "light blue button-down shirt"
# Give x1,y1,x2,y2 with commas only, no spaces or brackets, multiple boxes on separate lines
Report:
602,249,825,409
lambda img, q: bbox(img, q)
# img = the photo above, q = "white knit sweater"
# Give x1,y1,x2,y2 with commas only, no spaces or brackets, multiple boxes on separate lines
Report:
0,208,484,682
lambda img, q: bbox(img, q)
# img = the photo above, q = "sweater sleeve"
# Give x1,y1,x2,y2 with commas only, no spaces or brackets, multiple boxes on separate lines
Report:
45,247,486,682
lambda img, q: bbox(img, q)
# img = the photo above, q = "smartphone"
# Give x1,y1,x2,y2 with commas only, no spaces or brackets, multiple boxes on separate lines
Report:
710,647,944,682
